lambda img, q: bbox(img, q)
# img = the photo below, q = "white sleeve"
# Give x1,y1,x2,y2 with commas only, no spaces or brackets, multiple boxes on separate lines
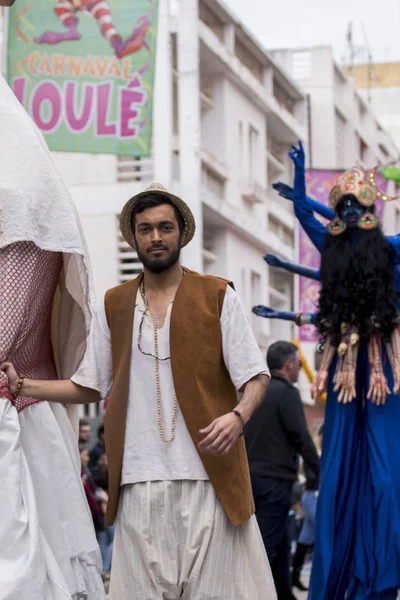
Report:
221,285,270,392
71,297,113,400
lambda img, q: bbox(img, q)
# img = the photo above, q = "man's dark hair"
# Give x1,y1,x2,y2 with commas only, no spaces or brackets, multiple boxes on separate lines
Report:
79,418,90,429
97,424,105,439
131,193,185,235
267,341,298,371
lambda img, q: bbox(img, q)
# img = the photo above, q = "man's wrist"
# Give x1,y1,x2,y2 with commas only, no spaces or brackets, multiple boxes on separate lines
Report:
232,409,245,435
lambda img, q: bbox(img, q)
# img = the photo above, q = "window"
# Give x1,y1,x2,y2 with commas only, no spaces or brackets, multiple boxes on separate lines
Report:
273,79,295,115
249,125,259,183
117,217,142,283
335,109,346,168
291,51,312,81
199,1,224,43
117,156,153,183
235,37,264,83
202,166,225,200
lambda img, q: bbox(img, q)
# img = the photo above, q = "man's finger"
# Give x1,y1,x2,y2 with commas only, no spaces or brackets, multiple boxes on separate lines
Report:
199,421,216,436
198,428,220,447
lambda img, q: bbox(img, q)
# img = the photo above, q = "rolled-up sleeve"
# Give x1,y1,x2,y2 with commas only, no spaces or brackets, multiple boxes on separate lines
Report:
71,297,112,400
221,285,270,392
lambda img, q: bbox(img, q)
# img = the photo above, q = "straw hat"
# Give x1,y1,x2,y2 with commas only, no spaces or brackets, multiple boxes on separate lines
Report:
119,182,196,249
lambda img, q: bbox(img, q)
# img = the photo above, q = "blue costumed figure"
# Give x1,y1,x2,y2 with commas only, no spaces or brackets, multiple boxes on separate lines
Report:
254,142,400,599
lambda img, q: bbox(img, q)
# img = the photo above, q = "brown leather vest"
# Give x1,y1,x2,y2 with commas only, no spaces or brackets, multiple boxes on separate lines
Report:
103,268,255,526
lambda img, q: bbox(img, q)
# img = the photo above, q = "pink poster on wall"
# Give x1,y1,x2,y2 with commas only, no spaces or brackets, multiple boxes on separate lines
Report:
299,169,386,342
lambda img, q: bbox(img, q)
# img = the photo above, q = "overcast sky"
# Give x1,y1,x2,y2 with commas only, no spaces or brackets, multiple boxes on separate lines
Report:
224,0,400,65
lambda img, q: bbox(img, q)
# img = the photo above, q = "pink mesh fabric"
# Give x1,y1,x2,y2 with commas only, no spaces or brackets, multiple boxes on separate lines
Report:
0,242,62,411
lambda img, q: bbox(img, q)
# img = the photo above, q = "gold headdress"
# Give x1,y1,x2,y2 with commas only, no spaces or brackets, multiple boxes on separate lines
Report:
327,167,398,236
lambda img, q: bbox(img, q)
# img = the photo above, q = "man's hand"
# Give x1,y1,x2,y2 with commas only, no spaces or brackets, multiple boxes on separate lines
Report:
198,413,243,457
0,362,19,396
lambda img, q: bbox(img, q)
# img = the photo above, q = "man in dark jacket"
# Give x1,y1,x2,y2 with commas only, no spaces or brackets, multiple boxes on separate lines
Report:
245,341,320,600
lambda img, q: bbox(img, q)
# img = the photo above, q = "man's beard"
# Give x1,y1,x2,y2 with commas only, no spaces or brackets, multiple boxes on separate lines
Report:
136,241,182,274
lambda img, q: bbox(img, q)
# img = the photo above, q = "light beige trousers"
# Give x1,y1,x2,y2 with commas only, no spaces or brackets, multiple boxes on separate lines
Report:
109,480,276,600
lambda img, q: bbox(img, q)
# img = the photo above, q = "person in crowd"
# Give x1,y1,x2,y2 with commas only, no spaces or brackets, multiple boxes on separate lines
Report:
245,341,320,600
79,418,92,444
90,423,106,468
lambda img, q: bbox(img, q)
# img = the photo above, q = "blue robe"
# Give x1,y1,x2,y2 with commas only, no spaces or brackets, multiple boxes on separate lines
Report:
295,198,400,600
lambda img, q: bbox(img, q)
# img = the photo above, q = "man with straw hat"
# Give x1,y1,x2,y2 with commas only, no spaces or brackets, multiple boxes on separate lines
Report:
2,183,276,599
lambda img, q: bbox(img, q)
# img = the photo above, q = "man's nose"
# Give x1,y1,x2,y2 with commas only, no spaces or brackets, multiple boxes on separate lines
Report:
150,227,162,243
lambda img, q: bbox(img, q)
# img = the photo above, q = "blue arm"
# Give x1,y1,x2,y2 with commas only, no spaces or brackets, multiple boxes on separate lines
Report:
294,202,328,254
290,142,327,254
252,306,316,326
265,255,320,281
307,197,335,221
273,181,335,221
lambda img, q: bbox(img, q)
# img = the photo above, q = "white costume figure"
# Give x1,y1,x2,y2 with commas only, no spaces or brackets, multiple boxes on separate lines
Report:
0,71,105,599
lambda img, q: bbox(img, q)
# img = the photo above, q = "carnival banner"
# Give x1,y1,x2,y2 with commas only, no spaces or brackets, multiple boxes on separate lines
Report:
7,0,159,156
299,169,387,342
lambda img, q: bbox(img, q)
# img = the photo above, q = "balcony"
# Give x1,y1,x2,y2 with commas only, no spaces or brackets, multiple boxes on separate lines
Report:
199,25,306,143
241,179,268,204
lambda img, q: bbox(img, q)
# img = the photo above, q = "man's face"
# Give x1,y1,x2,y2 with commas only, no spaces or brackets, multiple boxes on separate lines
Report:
80,449,89,468
133,204,182,274
286,352,301,383
79,424,91,442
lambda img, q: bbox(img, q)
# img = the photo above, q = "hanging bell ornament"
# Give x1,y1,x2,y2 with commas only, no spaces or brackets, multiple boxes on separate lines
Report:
338,342,348,357
341,323,349,335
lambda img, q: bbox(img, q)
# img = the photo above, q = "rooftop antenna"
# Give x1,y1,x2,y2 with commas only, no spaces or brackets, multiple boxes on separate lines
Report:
346,21,354,72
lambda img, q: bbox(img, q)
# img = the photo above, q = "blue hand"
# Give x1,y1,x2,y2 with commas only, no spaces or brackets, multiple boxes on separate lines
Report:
272,182,294,202
264,254,285,268
252,306,297,322
289,140,305,171
252,305,281,319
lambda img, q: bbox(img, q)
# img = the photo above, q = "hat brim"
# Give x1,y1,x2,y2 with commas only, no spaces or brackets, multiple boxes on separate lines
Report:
119,189,196,249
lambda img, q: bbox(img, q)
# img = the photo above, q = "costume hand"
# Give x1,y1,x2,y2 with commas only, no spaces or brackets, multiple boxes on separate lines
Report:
367,371,390,406
289,140,305,170
311,370,328,400
264,254,285,268
252,305,280,319
393,364,400,394
272,182,294,202
0,362,18,396
198,413,243,457
334,371,356,404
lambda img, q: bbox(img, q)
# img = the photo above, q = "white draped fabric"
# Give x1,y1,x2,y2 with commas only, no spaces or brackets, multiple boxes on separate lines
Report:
0,74,103,599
